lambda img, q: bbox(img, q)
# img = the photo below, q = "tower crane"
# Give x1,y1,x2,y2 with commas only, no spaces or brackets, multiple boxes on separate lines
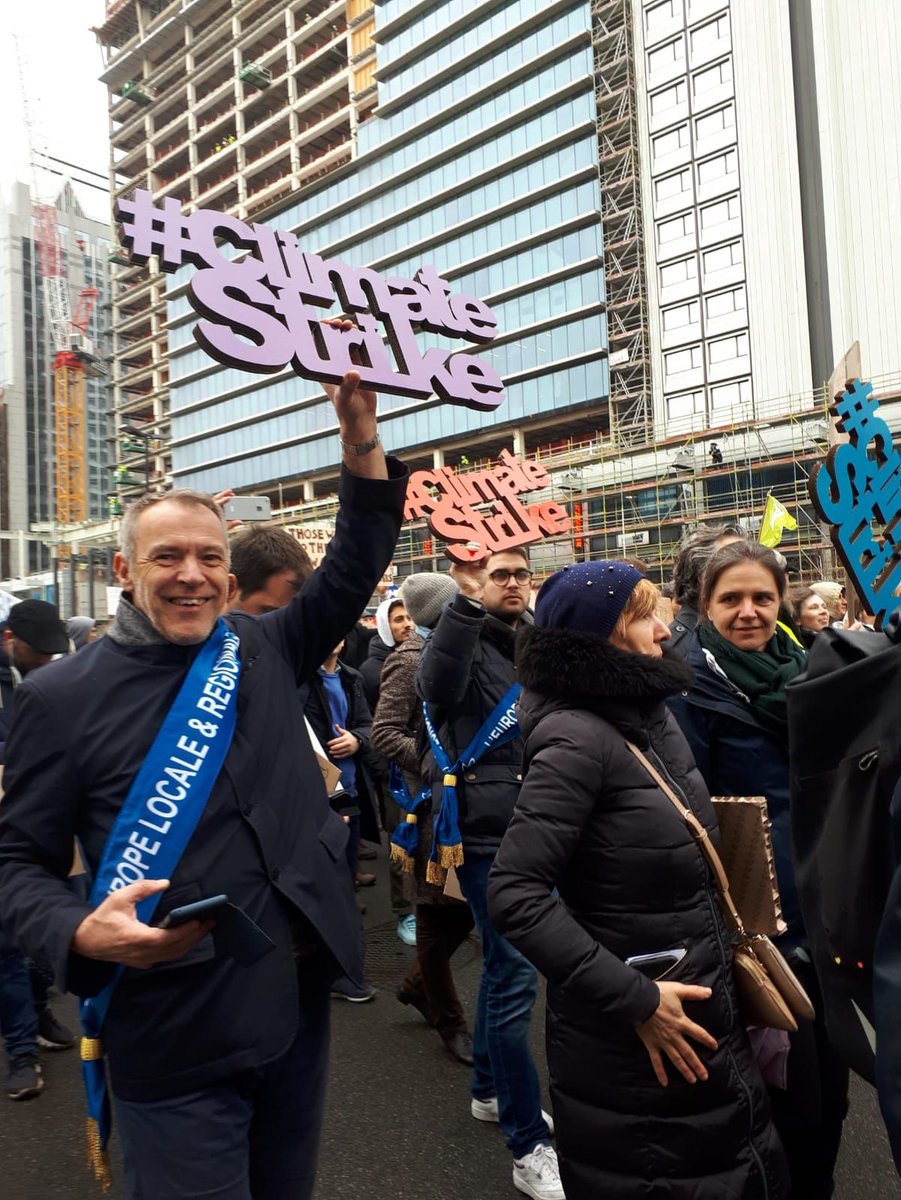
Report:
16,33,105,546
32,203,103,532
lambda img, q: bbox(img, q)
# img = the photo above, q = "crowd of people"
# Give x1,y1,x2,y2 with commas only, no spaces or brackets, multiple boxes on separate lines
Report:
0,370,898,1200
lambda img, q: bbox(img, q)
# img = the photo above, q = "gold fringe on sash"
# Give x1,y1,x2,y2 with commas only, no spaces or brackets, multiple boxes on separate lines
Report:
389,843,415,873
81,1037,112,1191
426,843,464,885
86,1117,113,1192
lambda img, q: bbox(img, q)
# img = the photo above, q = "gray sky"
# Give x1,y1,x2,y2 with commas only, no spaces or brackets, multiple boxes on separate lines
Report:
1,4,110,221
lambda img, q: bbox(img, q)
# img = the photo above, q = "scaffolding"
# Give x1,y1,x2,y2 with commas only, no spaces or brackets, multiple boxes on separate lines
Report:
259,380,901,591
591,0,652,448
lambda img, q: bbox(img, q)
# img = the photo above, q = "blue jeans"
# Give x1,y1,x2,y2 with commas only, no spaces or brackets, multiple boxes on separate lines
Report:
0,943,38,1063
457,853,551,1159
114,966,330,1200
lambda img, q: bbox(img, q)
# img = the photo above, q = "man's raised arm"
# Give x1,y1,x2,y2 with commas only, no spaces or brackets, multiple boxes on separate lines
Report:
256,362,407,679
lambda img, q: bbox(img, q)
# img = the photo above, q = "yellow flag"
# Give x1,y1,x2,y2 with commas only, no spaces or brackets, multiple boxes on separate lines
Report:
759,494,798,548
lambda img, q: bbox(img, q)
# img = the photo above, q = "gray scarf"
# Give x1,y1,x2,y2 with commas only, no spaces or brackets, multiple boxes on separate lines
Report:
107,596,168,646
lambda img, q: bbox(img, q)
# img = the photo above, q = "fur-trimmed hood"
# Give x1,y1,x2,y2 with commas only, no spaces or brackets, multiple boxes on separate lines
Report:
516,623,694,708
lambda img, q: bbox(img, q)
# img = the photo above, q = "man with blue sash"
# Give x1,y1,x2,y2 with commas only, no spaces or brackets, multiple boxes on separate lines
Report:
417,549,564,1200
0,365,407,1200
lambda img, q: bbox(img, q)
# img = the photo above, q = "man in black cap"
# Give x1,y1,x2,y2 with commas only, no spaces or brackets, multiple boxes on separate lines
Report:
0,599,75,1101
0,599,70,750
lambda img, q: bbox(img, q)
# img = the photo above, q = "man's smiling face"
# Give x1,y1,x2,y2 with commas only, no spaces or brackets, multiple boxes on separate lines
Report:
115,500,236,645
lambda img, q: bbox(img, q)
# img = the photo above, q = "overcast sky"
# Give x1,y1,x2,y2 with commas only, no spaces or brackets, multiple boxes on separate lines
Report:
0,4,110,220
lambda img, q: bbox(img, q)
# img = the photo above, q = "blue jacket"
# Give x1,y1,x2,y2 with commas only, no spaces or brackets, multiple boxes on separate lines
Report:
0,462,406,1102
666,629,802,941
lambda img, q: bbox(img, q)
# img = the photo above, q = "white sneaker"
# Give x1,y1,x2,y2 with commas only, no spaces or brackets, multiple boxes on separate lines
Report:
513,1144,565,1199
471,1096,555,1135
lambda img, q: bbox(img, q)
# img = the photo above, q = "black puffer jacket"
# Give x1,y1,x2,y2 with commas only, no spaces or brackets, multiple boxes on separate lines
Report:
666,629,801,941
417,593,526,855
488,625,788,1200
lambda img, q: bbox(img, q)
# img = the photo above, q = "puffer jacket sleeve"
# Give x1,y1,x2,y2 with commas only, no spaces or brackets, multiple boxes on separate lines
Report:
488,710,660,1027
417,593,484,706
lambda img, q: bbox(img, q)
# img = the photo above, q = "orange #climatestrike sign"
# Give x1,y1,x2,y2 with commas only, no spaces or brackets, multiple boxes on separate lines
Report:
405,450,572,563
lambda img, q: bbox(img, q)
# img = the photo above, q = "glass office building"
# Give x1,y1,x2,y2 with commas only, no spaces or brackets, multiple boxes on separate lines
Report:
167,0,609,495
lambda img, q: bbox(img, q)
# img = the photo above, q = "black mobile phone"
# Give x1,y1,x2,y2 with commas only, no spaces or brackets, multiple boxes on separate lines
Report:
624,948,687,981
160,894,229,928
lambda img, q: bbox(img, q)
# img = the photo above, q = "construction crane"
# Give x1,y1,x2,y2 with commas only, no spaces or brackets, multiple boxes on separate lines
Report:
15,33,104,541
32,203,104,536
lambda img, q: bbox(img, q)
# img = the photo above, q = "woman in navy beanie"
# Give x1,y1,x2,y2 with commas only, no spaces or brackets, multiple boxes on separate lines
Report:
488,562,787,1199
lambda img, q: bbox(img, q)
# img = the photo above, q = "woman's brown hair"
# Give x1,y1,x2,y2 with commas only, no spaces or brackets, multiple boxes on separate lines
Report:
700,542,787,610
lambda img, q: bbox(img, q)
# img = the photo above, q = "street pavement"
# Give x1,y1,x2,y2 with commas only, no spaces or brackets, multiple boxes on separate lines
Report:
1,846,899,1199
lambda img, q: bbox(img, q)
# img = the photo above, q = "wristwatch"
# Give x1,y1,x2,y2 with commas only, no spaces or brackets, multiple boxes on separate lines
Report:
339,432,381,456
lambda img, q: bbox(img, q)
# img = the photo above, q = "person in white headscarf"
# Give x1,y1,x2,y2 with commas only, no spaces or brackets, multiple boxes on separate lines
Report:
358,597,414,708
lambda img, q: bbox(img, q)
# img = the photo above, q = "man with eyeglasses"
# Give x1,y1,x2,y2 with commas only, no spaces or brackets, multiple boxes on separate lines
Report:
418,549,564,1200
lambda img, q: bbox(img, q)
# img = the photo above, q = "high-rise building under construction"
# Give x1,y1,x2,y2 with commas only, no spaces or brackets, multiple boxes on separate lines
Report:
94,0,901,580
0,179,111,577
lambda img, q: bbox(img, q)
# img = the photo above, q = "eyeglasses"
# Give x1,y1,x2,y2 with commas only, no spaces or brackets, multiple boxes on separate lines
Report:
488,568,533,586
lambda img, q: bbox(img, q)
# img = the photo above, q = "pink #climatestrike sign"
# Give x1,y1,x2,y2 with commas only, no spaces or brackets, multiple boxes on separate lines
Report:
116,190,506,412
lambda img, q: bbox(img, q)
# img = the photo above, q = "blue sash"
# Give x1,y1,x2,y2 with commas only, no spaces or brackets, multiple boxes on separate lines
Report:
423,682,521,884
80,618,241,1188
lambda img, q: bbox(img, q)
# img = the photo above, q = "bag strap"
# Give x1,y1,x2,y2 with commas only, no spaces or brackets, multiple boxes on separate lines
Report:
624,740,747,938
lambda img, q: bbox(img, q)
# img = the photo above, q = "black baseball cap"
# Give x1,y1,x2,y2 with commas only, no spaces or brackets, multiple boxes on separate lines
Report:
6,600,69,655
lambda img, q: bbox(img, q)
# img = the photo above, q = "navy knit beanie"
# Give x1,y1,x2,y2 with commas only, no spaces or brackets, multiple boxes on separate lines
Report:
534,562,644,640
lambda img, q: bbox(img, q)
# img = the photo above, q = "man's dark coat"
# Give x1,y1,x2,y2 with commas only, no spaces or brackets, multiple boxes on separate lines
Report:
0,464,406,1102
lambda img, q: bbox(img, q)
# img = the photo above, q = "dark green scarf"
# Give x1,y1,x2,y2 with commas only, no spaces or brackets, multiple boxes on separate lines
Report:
698,618,807,735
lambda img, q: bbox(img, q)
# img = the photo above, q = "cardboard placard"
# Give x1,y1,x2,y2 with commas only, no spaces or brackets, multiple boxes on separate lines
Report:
303,717,343,798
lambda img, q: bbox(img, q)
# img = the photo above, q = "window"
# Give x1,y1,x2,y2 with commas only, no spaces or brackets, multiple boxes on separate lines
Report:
697,148,737,185
700,194,740,230
702,240,743,274
650,79,687,118
708,332,748,364
695,103,735,141
665,345,702,375
667,389,706,419
657,213,693,245
645,0,679,35
690,14,730,53
692,58,732,97
660,256,697,288
652,124,689,163
705,286,746,319
711,379,752,410
655,167,692,202
662,300,699,331
647,35,685,76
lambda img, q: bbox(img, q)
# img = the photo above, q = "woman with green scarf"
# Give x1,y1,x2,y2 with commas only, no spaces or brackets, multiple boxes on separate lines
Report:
668,540,848,1200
